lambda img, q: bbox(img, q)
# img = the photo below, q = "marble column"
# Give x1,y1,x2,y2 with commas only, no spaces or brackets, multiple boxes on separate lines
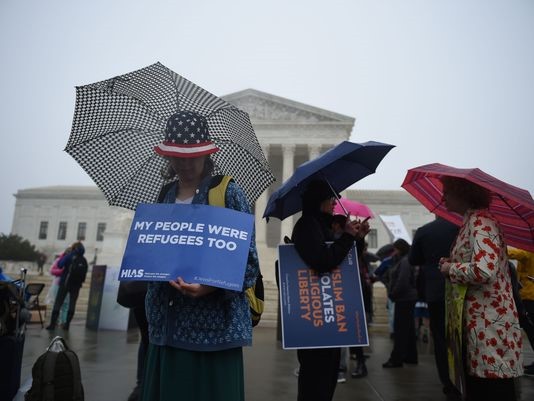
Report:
254,144,270,246
280,144,296,241
308,144,322,161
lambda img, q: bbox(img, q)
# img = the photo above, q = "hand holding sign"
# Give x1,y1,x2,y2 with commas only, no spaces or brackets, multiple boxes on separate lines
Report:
169,277,217,298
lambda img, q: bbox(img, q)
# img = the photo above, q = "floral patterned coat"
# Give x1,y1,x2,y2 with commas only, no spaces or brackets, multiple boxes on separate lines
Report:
448,209,523,378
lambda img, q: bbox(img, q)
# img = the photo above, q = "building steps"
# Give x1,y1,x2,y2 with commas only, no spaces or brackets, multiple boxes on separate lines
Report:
21,269,390,334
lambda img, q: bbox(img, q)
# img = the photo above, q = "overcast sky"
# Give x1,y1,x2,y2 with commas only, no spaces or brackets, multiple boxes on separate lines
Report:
1,0,533,235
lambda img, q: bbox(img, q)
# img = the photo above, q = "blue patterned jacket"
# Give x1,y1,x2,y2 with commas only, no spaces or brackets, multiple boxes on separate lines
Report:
145,175,259,351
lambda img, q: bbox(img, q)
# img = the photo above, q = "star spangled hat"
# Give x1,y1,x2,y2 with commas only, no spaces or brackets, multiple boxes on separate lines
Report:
154,111,219,158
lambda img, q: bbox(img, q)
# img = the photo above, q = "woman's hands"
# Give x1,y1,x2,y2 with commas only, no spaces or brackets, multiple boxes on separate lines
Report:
169,277,217,298
439,257,452,278
344,217,371,239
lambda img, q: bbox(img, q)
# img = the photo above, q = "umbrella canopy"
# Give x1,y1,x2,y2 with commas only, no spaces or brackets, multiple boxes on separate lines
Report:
334,198,374,218
402,163,534,252
65,62,274,209
263,141,395,220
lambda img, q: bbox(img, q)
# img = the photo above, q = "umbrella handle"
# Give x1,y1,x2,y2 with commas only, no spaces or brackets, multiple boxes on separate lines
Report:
322,177,349,217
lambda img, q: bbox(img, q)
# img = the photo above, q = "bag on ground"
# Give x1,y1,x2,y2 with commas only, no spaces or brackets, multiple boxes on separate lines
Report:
25,336,84,401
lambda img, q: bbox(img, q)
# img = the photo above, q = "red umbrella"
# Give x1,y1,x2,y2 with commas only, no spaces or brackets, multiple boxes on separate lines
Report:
401,163,534,252
334,198,374,218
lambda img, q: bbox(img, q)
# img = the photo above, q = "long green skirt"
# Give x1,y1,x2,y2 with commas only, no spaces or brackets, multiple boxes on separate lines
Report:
141,344,244,401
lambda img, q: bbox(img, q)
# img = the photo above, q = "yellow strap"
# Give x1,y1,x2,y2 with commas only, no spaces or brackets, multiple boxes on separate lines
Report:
208,176,233,207
246,287,264,316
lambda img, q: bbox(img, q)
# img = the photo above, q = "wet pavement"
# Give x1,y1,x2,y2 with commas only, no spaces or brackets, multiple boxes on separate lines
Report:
18,320,534,401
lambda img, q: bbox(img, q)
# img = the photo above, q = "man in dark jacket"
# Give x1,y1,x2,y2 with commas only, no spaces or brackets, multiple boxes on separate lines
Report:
292,180,368,401
409,217,459,397
46,242,88,331
382,239,418,368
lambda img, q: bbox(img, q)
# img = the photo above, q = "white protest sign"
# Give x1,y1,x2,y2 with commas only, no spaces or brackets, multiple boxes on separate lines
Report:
379,215,411,244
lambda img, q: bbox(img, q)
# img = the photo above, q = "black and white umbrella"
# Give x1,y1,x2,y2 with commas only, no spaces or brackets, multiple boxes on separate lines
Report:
65,62,275,209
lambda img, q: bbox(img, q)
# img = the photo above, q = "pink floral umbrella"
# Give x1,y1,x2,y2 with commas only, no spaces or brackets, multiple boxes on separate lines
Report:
334,198,374,218
402,163,534,252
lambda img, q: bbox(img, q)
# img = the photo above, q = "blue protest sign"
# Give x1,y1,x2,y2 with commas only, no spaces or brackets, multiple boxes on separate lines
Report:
278,244,369,349
119,203,253,291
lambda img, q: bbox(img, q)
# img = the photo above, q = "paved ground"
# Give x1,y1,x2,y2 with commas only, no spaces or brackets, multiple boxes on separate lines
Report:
16,320,534,401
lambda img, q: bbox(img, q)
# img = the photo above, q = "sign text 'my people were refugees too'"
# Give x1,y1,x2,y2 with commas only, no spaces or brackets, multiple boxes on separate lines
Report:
119,203,254,291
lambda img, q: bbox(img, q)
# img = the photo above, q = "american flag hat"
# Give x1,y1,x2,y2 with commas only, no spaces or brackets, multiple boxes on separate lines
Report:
154,111,220,158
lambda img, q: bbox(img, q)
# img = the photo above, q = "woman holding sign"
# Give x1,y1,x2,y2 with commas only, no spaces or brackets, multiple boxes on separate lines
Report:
141,111,259,401
291,179,369,401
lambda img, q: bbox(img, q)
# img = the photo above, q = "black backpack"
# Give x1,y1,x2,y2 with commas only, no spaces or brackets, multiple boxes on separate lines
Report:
65,256,87,290
25,336,84,401
246,272,264,327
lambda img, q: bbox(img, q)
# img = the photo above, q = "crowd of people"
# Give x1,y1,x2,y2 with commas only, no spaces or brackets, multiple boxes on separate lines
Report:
10,110,533,401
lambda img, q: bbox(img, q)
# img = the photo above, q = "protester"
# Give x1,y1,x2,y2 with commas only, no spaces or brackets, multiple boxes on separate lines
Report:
116,279,149,401
0,266,12,282
409,216,459,397
36,253,46,276
351,239,372,378
382,238,418,368
46,241,88,331
291,180,369,401
372,244,396,338
44,247,72,328
141,111,259,401
330,215,370,381
330,214,350,383
507,247,534,376
439,177,523,401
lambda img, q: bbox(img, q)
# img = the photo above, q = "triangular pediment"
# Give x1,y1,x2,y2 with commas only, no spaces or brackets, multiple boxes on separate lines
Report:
223,89,354,124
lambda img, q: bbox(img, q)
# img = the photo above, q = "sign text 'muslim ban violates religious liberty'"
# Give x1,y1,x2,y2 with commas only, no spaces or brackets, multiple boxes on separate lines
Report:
278,244,369,349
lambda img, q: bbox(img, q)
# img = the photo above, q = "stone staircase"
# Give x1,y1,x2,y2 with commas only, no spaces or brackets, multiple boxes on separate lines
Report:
8,268,90,325
21,269,389,334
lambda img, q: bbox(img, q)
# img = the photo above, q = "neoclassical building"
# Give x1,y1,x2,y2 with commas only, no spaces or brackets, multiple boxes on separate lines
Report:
10,89,434,283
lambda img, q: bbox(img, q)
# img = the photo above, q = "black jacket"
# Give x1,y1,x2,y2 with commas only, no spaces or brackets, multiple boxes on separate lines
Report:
408,217,459,302
389,255,418,303
291,211,358,274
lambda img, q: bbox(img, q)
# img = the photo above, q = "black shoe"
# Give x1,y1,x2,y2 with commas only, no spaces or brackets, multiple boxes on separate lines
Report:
443,385,461,400
45,324,56,331
382,360,403,368
403,358,418,365
127,385,141,401
62,323,70,331
351,362,368,378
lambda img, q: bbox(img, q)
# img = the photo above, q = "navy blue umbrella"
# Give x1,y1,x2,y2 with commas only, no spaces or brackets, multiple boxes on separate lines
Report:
263,141,395,220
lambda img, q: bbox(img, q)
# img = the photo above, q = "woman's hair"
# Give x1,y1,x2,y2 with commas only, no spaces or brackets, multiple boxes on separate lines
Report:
301,180,337,214
393,238,411,257
161,157,215,180
441,176,491,209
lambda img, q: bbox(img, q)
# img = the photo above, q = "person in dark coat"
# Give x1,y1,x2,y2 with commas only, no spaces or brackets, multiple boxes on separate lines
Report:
292,180,369,401
409,216,459,397
46,241,88,331
382,238,418,368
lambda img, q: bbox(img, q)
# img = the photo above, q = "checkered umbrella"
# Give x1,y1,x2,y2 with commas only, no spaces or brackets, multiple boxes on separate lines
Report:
65,62,274,209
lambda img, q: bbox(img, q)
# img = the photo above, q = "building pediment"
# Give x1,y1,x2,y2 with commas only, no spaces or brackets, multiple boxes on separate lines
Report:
223,89,355,125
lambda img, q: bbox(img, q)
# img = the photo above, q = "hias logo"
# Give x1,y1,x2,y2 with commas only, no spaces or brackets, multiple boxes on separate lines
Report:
120,269,145,278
